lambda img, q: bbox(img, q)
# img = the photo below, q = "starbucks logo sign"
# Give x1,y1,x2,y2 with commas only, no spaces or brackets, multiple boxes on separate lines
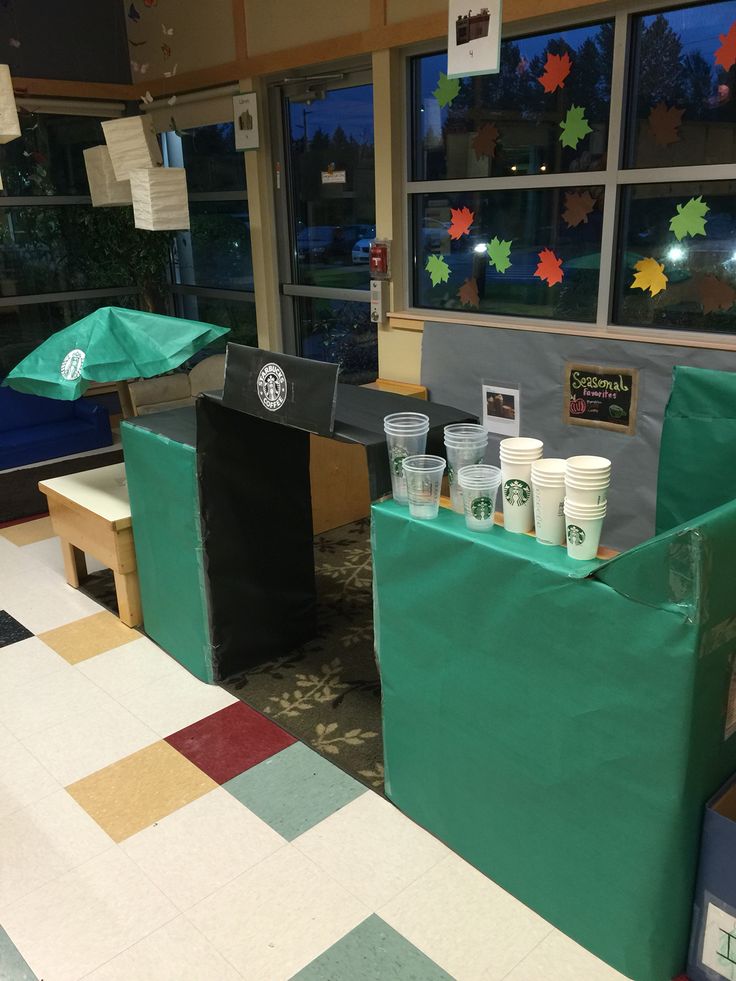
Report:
256,362,287,412
391,448,408,477
470,496,494,520
567,524,586,546
447,464,456,485
60,349,86,381
504,478,530,507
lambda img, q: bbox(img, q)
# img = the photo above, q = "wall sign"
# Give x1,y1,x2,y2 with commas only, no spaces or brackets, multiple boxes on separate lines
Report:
564,363,638,435
321,170,346,185
482,382,520,437
233,92,259,151
447,0,502,79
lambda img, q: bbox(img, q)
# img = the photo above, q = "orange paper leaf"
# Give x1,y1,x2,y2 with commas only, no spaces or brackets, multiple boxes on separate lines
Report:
534,249,564,287
715,20,736,71
538,52,572,94
562,191,595,228
696,275,736,314
647,102,684,146
472,122,499,161
631,257,668,297
458,277,480,308
448,207,474,240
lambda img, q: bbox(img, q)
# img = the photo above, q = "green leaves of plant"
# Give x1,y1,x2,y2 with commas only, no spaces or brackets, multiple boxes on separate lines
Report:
486,237,512,274
425,253,451,287
559,105,592,149
433,72,460,109
669,196,710,241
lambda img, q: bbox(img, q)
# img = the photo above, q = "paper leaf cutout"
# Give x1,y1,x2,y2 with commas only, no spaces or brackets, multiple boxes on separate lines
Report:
433,72,460,109
486,237,512,274
562,191,595,228
8,38,20,48
141,91,154,105
715,20,736,71
669,196,709,241
448,207,474,240
696,275,736,314
128,2,140,21
559,106,592,149
472,122,499,161
538,52,572,94
161,42,172,59
647,102,684,146
631,258,668,297
534,249,564,287
458,277,480,308
425,254,451,287
162,23,174,35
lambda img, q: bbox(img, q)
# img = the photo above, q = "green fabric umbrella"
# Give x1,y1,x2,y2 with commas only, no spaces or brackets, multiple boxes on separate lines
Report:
2,306,230,401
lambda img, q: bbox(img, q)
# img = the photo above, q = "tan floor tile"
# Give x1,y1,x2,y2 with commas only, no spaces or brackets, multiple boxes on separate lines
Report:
67,740,217,842
39,611,140,664
0,516,54,546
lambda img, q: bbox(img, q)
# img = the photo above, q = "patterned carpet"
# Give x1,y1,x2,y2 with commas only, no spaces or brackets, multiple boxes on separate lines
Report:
84,519,383,791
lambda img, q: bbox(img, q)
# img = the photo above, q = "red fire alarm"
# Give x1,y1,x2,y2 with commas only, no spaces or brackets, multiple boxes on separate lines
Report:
369,240,390,280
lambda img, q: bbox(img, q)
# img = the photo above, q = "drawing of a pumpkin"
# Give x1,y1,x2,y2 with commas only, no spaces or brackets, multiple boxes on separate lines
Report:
569,398,586,415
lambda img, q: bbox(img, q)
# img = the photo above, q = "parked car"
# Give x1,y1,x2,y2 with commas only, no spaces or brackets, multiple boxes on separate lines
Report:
352,238,372,263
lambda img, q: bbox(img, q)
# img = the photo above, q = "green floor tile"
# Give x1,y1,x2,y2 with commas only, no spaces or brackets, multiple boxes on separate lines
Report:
290,915,453,981
0,926,37,980
223,741,366,840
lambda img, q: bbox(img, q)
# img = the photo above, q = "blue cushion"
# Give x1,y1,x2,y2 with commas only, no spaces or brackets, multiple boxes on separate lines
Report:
0,387,74,432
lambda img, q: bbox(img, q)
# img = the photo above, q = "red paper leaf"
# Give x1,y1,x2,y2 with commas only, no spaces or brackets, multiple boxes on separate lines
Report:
448,207,474,240
538,52,572,94
696,275,736,315
647,102,684,146
458,277,480,308
534,249,564,287
472,122,499,161
715,20,736,71
562,190,595,228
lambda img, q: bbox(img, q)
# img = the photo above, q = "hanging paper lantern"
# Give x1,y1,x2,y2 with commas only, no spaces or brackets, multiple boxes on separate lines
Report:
129,167,189,231
101,115,162,181
83,146,132,207
0,65,21,144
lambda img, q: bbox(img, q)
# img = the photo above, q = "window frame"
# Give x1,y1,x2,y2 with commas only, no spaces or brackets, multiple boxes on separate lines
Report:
402,0,736,345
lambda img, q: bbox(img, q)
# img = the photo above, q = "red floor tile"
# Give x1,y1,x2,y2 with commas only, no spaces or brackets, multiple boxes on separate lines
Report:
165,701,297,784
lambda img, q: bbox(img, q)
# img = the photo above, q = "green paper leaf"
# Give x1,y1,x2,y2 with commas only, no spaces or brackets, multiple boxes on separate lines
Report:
425,253,451,287
669,196,710,241
487,237,512,274
559,106,592,149
433,72,460,109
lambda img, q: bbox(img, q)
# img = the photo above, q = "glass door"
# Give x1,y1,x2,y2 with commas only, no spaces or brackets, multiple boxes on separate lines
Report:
274,71,377,384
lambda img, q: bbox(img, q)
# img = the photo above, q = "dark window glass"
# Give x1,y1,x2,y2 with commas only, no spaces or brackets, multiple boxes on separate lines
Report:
625,1,736,168
614,180,736,331
177,123,246,193
0,113,107,197
298,297,377,384
175,200,252,291
412,22,614,181
414,187,605,323
175,294,257,350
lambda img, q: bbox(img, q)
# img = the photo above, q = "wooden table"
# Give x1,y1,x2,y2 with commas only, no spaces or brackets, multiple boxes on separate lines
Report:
38,463,141,627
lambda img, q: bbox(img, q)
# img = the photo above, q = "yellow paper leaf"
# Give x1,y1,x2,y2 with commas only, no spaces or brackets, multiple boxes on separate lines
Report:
631,257,668,297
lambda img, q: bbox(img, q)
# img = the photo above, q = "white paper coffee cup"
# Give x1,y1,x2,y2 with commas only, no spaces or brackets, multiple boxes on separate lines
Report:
501,460,535,533
564,501,606,561
565,478,609,506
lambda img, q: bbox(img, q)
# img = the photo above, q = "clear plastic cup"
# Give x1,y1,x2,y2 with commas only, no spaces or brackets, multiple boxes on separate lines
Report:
402,454,446,520
564,500,607,561
444,425,488,514
384,413,430,504
458,465,502,533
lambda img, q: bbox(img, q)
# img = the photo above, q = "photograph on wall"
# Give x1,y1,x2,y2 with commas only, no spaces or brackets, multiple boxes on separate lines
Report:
564,363,639,435
447,0,502,79
482,382,520,437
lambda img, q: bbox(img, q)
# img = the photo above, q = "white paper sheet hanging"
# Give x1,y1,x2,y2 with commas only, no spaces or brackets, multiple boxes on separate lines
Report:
130,167,190,231
83,145,133,207
102,116,163,181
0,65,21,144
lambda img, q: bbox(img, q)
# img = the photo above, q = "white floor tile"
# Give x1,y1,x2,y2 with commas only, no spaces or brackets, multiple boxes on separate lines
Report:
2,571,103,633
117,669,237,737
503,929,631,981
77,635,187,698
186,845,369,980
293,790,448,909
0,790,112,909
21,535,106,580
379,851,554,981
83,916,243,981
0,847,177,981
0,636,68,692
122,788,285,911
19,698,159,785
0,663,113,738
0,739,60,819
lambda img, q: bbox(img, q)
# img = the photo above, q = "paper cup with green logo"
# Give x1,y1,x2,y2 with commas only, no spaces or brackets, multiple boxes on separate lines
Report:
384,413,430,504
532,458,566,546
458,464,501,533
444,424,488,514
564,499,607,561
402,454,446,520
499,438,543,534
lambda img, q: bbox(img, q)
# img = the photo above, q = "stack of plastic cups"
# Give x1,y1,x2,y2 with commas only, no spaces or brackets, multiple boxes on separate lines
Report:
444,424,489,514
564,456,611,560
531,458,567,545
499,437,544,533
383,412,430,504
402,455,446,519
457,465,502,533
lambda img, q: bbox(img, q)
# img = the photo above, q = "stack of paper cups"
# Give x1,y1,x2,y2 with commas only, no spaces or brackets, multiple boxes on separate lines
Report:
444,424,488,514
383,412,430,504
564,499,607,560
499,437,543,533
457,464,502,533
531,458,566,546
565,456,611,506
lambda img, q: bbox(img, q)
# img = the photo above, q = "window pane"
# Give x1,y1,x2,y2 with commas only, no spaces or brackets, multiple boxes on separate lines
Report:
298,298,377,384
175,200,253,291
625,1,736,169
178,123,246,193
412,22,614,181
413,187,604,323
0,113,107,197
175,294,257,349
613,180,736,332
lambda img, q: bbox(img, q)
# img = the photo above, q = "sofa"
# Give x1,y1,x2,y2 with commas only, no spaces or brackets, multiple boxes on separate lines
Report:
128,355,226,416
0,386,113,471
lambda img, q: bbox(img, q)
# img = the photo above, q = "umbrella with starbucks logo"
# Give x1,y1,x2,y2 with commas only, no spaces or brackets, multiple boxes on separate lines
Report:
1,306,229,405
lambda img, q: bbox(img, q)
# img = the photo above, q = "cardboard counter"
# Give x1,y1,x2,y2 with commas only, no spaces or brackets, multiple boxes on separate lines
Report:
372,498,736,981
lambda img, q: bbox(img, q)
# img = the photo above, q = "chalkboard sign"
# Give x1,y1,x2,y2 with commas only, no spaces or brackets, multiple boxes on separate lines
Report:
564,363,638,435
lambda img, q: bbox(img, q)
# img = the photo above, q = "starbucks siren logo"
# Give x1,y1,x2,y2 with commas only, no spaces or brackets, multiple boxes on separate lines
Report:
504,478,531,507
60,349,86,381
470,496,494,520
256,362,287,412
447,464,456,485
567,524,586,546
391,448,408,477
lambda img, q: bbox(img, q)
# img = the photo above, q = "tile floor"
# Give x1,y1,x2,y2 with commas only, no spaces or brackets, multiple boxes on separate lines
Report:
0,516,631,980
